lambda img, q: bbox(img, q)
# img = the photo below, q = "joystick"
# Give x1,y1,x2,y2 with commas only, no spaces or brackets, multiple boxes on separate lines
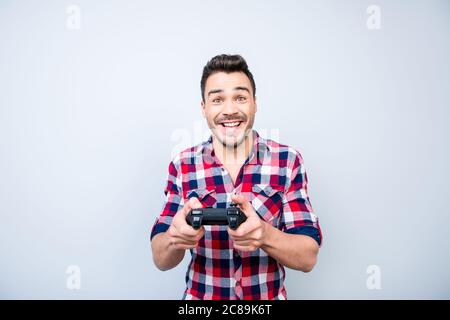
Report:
186,203,247,230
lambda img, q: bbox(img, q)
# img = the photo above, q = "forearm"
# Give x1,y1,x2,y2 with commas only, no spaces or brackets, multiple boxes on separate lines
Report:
151,232,186,271
261,223,319,272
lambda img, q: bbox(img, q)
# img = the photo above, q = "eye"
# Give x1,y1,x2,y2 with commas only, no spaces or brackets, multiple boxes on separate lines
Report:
211,97,222,104
236,96,247,102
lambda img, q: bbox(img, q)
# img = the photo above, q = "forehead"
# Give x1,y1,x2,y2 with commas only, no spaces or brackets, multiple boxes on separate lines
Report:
205,72,253,94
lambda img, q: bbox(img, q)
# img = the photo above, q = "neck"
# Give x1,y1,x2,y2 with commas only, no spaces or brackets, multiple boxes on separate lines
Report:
212,131,254,166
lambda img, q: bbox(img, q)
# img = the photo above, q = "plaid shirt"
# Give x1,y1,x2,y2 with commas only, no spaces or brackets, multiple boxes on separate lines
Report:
151,130,322,300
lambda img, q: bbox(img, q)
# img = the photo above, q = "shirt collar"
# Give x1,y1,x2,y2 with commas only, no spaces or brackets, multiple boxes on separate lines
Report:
200,130,270,166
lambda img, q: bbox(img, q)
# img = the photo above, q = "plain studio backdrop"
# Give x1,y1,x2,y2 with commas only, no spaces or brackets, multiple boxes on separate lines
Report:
0,0,449,299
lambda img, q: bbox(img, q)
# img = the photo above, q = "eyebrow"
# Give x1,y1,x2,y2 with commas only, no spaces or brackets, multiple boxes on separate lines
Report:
207,89,223,97
234,86,251,94
207,86,251,97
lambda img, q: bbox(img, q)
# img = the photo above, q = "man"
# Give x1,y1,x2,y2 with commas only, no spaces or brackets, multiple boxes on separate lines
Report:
151,54,322,300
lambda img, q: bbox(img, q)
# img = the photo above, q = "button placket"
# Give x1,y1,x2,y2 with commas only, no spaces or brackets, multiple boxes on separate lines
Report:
234,270,243,299
233,249,243,299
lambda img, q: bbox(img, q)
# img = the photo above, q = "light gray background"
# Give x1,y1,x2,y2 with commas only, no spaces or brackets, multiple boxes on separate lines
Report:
1,0,449,299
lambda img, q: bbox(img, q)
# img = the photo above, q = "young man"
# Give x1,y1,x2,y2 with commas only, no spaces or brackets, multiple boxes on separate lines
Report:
151,54,322,300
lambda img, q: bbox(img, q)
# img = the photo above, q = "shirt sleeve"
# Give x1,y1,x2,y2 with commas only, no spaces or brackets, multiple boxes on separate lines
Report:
280,151,323,246
150,160,184,240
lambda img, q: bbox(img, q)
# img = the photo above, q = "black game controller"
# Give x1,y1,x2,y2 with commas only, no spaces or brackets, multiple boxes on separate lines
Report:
186,203,247,230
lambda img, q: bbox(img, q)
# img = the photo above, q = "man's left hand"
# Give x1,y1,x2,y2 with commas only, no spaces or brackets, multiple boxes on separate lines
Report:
227,193,270,252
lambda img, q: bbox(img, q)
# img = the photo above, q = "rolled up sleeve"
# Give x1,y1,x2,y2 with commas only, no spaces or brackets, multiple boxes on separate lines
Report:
150,160,184,240
281,152,323,246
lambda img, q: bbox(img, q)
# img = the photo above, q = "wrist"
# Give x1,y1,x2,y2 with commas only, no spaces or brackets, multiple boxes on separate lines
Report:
261,221,275,250
164,230,179,252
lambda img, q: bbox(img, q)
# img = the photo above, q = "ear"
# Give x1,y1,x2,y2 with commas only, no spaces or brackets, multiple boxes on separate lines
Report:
201,100,206,118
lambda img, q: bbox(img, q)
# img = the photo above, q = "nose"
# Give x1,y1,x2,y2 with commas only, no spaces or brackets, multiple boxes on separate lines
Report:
222,98,238,115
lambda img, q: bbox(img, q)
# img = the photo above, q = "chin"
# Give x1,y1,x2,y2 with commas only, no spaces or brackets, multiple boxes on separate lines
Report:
216,131,248,148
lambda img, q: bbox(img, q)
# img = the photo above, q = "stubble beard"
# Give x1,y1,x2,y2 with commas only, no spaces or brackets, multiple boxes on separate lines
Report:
209,114,255,150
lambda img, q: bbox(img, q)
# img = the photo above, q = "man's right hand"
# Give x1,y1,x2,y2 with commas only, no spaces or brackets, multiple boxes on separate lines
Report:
166,197,205,250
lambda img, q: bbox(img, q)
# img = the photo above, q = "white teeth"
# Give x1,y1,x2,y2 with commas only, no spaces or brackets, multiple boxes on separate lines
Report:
222,122,240,127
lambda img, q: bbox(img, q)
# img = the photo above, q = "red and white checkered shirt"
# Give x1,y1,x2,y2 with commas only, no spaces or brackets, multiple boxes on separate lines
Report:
151,130,322,300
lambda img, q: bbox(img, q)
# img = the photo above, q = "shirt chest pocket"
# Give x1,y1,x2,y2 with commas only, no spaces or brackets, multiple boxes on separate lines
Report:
186,187,217,207
251,184,285,226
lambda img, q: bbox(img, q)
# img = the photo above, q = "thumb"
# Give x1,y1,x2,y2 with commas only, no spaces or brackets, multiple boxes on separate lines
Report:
182,197,203,216
231,194,253,216
189,197,203,209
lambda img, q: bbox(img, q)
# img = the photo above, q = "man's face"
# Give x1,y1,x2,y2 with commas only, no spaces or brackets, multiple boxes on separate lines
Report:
201,71,257,149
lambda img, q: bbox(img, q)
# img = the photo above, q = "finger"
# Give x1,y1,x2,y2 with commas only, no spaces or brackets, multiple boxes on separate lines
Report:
178,224,205,238
181,197,203,216
227,227,245,239
174,233,203,244
170,238,197,246
233,243,257,252
231,194,253,217
232,239,252,246
169,231,204,245
181,199,193,216
228,221,258,238
189,197,203,209
170,223,205,240
185,227,205,242
173,243,198,250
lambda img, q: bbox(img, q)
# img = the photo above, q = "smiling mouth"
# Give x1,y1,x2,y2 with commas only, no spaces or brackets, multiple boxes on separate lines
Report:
219,119,244,128
220,121,243,128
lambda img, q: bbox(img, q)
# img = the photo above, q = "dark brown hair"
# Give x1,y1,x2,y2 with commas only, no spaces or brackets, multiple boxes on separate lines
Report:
200,54,256,102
